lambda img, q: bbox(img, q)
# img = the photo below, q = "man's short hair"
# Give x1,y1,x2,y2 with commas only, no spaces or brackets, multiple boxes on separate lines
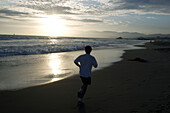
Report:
85,46,92,54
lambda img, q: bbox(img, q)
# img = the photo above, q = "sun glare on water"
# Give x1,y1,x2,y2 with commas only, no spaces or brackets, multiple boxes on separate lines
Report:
49,54,62,75
40,15,68,37
48,53,63,82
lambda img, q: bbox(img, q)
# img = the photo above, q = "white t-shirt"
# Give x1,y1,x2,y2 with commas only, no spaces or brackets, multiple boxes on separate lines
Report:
74,54,98,77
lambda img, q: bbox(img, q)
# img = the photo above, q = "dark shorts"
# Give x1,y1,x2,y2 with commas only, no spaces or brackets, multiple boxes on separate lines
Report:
80,76,91,85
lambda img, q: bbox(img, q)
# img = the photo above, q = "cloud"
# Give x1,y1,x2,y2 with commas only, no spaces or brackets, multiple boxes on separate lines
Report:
61,16,103,23
108,0,170,14
27,5,76,15
0,15,12,19
2,0,170,17
81,18,103,23
18,0,79,15
0,8,42,21
17,0,107,16
3,0,170,17
0,8,29,16
146,16,156,19
41,6,75,15
0,8,32,21
0,15,20,21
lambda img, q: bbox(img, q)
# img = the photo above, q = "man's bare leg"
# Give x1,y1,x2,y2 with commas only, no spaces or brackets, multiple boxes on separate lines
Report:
78,84,88,104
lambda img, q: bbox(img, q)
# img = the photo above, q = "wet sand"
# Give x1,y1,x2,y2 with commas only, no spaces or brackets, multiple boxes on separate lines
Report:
0,41,170,113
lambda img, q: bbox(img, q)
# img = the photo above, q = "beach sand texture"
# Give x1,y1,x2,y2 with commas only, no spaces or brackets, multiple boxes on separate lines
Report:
0,41,170,113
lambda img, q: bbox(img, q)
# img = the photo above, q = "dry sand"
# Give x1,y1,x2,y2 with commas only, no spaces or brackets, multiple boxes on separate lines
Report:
0,41,170,113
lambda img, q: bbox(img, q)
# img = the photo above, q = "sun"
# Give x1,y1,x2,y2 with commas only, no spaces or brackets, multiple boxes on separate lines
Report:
40,15,68,36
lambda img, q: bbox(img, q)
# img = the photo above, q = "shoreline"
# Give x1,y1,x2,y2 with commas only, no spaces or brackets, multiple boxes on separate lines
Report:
0,44,140,91
1,41,170,113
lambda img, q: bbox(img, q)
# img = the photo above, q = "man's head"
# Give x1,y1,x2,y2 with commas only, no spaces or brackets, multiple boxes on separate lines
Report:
85,46,92,54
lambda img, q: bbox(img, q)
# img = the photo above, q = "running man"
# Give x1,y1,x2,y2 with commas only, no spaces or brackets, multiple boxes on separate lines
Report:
74,46,98,105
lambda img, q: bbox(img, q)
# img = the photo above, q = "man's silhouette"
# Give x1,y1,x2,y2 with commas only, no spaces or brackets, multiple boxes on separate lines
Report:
74,46,98,105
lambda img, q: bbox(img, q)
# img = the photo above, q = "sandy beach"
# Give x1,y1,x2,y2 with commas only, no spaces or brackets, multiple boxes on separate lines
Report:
0,41,170,113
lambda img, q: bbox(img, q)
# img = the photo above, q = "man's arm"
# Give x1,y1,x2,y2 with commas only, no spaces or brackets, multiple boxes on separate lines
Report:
93,57,98,68
74,56,81,68
74,62,80,68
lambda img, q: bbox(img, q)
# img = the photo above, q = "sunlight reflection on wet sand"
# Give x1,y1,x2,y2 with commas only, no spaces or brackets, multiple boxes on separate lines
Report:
48,53,64,82
49,53,62,75
47,52,79,83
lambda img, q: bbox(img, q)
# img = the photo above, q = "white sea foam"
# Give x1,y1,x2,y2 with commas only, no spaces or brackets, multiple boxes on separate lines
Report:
0,36,146,57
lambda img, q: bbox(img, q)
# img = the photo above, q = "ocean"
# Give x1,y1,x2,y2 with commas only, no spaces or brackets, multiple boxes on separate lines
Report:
0,35,147,91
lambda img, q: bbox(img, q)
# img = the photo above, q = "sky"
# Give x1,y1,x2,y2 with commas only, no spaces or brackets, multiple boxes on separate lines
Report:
0,0,170,38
